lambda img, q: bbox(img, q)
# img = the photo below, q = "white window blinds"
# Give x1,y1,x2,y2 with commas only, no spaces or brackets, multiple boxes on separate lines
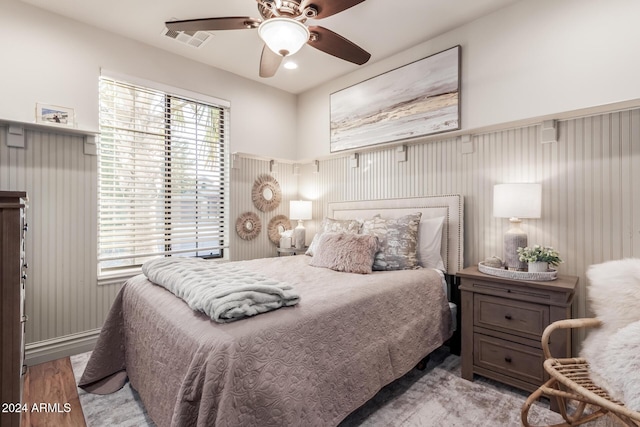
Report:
98,76,229,275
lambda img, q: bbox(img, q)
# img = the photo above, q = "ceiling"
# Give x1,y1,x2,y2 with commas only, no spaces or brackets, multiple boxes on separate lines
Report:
21,0,520,94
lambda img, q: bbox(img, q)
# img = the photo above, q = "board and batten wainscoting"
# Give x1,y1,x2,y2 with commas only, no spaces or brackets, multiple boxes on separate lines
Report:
230,155,300,262
0,128,108,364
0,127,302,364
2,106,640,362
299,107,640,353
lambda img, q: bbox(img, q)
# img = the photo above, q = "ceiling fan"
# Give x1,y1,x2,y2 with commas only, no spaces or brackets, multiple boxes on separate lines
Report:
165,0,371,78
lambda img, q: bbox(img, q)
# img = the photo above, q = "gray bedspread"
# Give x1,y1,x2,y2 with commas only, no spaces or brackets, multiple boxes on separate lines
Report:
141,257,299,323
79,255,453,427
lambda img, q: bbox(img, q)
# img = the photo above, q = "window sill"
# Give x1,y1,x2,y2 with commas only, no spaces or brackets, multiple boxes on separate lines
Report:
98,269,141,286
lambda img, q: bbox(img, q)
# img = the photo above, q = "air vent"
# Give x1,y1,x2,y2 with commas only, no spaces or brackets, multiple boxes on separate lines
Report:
162,21,211,48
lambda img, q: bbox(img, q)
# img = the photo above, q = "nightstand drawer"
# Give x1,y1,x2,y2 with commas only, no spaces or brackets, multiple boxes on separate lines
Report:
458,266,577,394
473,333,544,384
474,294,549,339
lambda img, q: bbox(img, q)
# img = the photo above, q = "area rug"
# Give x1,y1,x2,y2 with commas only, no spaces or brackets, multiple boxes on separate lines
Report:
71,347,614,426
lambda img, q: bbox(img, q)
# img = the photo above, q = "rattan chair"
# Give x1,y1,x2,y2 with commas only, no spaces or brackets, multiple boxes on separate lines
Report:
521,318,640,427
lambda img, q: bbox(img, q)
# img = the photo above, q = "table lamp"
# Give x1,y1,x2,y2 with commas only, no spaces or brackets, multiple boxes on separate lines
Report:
493,183,542,271
290,200,312,249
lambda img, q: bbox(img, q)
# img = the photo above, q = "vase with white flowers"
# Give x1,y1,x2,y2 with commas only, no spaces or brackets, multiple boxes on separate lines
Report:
517,245,563,273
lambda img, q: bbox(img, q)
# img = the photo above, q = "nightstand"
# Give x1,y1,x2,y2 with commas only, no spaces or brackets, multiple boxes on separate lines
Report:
277,247,307,256
457,266,578,393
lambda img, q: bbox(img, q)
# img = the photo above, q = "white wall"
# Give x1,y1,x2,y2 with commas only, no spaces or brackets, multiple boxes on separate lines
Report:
296,0,640,160
0,0,298,160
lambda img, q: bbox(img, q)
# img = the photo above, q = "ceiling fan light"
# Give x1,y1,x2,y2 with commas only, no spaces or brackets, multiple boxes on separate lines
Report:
258,17,310,57
283,61,298,70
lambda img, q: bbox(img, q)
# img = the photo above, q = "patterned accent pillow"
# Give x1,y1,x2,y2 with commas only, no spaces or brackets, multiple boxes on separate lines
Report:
305,217,362,256
309,232,379,274
362,212,422,271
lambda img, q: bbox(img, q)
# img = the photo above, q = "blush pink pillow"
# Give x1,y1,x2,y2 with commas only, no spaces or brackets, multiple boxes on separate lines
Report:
310,232,379,274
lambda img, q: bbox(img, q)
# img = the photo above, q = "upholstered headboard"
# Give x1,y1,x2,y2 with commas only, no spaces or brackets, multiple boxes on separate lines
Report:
327,195,464,275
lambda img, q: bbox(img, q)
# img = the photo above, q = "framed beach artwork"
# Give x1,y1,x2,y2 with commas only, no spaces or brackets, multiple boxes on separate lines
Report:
330,45,461,152
35,103,75,127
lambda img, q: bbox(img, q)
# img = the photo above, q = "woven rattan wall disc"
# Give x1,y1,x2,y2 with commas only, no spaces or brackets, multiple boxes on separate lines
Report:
236,212,261,240
268,215,291,244
252,174,281,212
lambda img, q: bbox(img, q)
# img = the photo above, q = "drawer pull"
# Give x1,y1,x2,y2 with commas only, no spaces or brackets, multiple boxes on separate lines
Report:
504,356,512,363
504,314,512,320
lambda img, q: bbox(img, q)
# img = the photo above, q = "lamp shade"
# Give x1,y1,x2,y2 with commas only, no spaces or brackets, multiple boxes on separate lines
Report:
258,18,310,57
493,183,542,219
290,200,312,220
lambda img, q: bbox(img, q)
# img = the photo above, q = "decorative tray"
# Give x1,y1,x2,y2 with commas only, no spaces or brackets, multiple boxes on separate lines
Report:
478,262,558,281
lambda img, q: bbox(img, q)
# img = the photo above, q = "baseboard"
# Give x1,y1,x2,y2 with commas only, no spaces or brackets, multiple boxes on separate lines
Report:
25,329,100,366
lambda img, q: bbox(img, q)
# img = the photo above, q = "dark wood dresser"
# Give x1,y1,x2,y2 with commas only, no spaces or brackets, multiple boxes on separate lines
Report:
1,191,28,427
457,266,577,393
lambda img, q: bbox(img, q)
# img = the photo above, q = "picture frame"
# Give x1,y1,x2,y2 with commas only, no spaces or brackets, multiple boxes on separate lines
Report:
35,103,75,127
330,45,461,153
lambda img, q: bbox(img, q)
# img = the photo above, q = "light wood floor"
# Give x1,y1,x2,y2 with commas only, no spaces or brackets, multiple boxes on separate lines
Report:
21,357,86,427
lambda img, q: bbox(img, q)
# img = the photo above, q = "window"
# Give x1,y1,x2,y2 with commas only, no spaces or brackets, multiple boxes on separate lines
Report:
98,75,229,276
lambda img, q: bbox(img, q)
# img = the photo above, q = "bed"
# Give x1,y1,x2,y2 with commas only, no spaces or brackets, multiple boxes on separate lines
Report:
79,195,464,427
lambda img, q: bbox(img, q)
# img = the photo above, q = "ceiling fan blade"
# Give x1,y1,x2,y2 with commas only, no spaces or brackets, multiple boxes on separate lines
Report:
165,17,260,32
259,45,283,78
300,0,366,19
307,26,370,65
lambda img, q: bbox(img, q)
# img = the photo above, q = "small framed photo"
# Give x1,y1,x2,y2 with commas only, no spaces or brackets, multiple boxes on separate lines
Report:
35,103,75,127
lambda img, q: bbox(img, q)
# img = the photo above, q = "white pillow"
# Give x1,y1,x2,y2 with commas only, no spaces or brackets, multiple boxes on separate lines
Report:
417,216,445,271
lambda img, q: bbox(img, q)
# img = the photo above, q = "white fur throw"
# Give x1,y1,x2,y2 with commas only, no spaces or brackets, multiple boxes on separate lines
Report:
586,258,640,329
580,258,640,410
601,321,640,410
